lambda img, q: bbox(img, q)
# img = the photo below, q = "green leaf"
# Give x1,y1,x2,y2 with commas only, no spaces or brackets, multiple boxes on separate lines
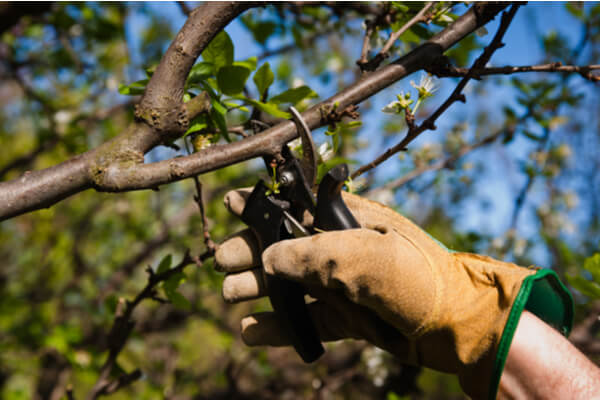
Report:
157,254,172,274
409,25,433,40
217,65,251,95
246,99,290,119
184,115,208,137
188,62,214,84
118,79,148,95
390,2,409,13
104,295,118,315
567,275,600,300
565,3,584,20
145,64,157,78
163,271,185,294
233,56,257,71
163,271,190,310
270,85,317,105
253,21,277,44
202,31,234,71
166,290,191,310
344,121,362,129
210,100,230,140
253,62,274,98
584,253,600,283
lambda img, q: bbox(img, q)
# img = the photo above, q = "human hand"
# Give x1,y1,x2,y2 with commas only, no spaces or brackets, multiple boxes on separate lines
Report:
215,189,535,398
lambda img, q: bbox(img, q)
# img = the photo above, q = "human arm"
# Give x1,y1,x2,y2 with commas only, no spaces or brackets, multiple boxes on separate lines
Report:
499,311,600,399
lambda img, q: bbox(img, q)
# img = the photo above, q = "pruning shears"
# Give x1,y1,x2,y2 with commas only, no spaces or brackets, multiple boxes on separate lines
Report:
241,107,360,363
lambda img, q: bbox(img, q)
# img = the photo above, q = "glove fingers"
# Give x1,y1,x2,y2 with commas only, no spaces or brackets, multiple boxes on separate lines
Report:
222,268,266,303
215,229,261,272
223,188,253,217
241,299,358,346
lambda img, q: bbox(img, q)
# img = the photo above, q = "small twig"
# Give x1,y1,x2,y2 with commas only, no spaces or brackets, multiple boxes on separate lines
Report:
429,62,600,82
510,126,551,229
192,176,216,255
228,125,249,138
378,3,436,63
357,4,395,69
177,1,192,16
368,127,504,195
351,4,520,179
358,19,376,66
87,252,193,400
257,28,334,61
359,3,436,71
183,136,216,256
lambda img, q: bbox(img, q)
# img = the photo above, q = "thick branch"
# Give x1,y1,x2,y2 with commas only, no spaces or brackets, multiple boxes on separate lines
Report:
135,2,253,138
94,3,509,192
0,3,507,219
0,4,245,221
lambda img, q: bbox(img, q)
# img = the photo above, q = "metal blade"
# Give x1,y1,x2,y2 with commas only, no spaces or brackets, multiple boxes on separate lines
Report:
289,106,318,190
283,209,311,238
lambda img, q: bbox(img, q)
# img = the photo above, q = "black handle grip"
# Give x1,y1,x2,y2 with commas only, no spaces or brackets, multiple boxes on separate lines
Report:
315,164,360,230
241,181,324,363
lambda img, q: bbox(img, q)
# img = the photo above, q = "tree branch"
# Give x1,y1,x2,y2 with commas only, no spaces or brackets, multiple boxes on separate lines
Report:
429,61,600,82
136,2,254,137
0,3,507,220
0,3,248,221
351,4,520,179
90,3,511,192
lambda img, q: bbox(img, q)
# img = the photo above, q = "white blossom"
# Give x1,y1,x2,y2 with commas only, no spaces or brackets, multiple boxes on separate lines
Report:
318,142,334,162
410,73,438,99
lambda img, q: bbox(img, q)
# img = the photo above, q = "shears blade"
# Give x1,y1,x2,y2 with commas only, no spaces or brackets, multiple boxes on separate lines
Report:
289,106,318,191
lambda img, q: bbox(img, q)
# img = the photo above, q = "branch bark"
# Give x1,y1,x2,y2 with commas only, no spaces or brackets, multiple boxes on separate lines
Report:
0,3,507,221
430,62,600,82
92,3,510,192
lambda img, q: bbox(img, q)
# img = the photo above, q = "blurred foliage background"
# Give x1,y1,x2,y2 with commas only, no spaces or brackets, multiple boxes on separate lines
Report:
0,2,599,399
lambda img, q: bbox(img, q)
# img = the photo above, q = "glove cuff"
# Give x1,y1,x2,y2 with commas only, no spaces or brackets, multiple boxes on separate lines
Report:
487,268,573,400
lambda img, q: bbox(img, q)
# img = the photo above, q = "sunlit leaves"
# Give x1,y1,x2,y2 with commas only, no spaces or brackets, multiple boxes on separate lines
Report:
117,79,148,95
156,254,172,274
163,271,191,310
188,62,214,84
202,30,234,71
217,65,251,95
568,253,600,300
253,62,274,98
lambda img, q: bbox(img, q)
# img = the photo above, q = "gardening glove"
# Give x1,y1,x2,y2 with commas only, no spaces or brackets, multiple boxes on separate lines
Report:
215,189,573,400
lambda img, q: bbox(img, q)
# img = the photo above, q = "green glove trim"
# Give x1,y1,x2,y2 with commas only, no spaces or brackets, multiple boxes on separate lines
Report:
488,269,574,400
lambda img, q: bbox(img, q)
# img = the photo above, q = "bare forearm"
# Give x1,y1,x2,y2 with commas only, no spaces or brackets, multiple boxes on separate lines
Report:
499,311,600,399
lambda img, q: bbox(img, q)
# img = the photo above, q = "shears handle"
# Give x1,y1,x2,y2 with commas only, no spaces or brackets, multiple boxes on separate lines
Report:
315,164,360,231
241,181,324,363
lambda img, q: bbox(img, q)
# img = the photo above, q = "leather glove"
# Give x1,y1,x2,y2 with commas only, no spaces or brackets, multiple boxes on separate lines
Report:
215,189,573,400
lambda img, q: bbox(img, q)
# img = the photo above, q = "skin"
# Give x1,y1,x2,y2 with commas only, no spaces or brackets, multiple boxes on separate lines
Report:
498,311,600,400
